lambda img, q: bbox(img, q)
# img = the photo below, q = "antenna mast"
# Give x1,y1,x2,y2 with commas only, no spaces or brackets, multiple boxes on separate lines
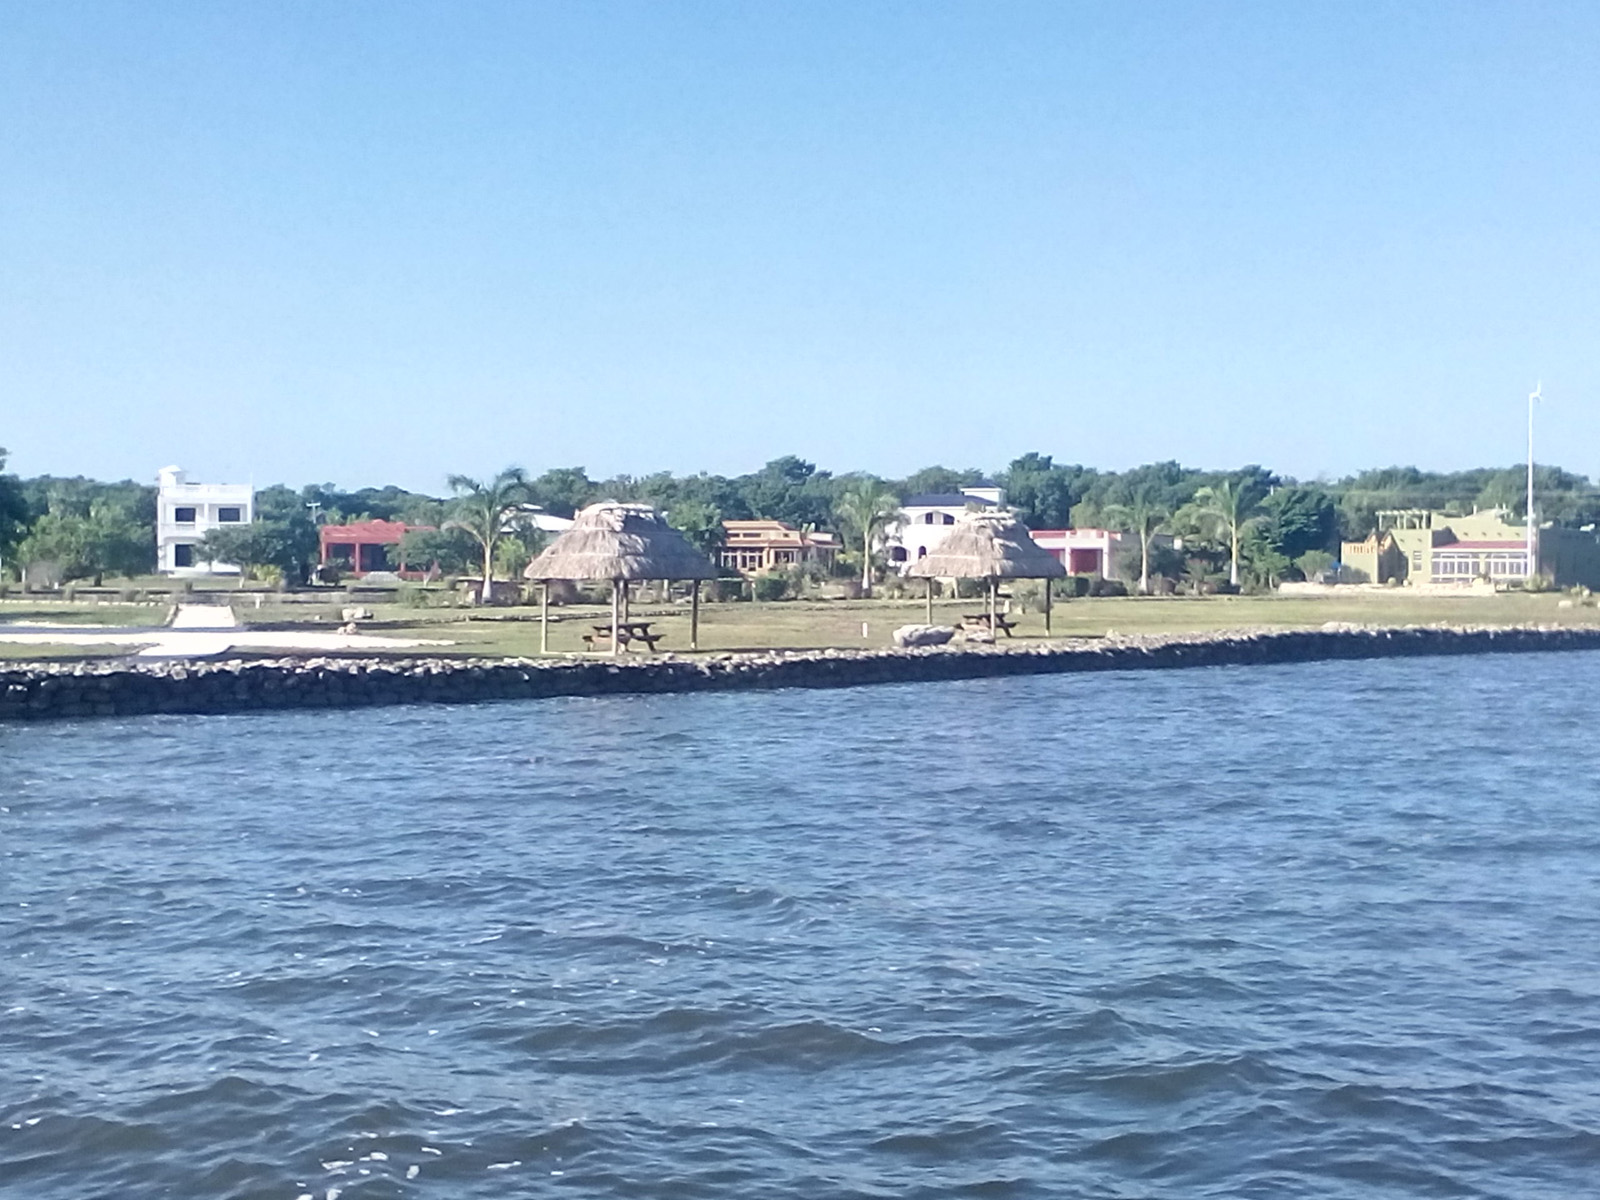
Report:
1527,382,1541,584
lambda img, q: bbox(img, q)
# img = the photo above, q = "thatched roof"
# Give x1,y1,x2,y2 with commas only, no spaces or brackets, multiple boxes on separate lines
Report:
524,501,720,581
904,511,1067,580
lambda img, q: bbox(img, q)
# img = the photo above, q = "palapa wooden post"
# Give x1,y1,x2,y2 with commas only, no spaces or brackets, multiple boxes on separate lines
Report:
610,579,621,655
1043,576,1052,635
540,581,549,653
926,576,934,623
691,580,700,650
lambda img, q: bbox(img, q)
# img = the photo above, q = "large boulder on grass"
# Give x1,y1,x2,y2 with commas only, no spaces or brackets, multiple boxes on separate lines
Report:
893,624,956,648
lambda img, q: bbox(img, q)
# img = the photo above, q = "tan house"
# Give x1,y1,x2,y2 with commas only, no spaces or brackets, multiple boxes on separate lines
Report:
1342,507,1600,587
719,520,840,575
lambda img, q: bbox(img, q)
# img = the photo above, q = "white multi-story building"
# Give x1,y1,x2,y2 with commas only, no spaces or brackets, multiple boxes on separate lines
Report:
884,484,1005,569
156,466,254,575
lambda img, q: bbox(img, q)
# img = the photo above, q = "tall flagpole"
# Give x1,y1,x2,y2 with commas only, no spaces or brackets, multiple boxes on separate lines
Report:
1526,382,1541,584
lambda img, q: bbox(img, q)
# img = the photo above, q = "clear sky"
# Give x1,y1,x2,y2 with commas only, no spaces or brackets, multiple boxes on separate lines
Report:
3,1,1598,493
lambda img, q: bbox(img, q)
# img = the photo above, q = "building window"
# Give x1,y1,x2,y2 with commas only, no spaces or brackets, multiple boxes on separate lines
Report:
173,544,194,568
174,506,197,524
218,507,242,523
942,514,955,525
923,512,936,524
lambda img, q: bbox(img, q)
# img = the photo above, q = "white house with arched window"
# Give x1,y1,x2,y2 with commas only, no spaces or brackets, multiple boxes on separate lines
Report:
883,484,1005,571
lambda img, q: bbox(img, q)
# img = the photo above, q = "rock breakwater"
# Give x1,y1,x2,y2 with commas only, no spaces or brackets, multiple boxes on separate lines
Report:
3,625,1598,722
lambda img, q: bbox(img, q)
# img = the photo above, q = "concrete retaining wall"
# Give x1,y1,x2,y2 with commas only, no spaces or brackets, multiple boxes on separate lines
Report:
3,625,1598,722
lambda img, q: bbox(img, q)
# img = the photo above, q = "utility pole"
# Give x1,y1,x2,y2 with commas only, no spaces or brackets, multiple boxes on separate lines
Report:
1527,382,1541,584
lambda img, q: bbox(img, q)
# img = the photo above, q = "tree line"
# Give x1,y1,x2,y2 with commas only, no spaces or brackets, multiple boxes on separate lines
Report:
3,444,1598,591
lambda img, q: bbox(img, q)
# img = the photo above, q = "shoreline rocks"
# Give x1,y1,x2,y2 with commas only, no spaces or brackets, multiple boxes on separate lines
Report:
2,624,1598,722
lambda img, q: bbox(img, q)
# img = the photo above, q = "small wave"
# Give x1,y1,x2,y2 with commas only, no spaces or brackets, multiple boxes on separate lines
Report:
867,1120,1016,1161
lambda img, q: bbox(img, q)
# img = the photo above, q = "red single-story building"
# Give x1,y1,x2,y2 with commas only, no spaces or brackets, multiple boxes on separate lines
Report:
1029,529,1126,578
319,519,433,578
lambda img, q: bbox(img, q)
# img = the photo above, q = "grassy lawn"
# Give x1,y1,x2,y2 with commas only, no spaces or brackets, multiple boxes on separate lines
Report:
251,589,1600,657
3,589,1598,660
0,604,168,627
0,642,137,661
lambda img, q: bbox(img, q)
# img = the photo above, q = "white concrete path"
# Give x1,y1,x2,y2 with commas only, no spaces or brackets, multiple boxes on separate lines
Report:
169,603,240,630
0,603,453,658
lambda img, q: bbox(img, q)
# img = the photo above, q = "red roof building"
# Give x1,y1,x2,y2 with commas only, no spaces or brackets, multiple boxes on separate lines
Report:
319,519,432,577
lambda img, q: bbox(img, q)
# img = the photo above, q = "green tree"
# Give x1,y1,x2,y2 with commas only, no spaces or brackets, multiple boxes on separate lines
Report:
14,500,151,583
738,456,837,529
1295,549,1336,582
833,477,903,596
250,485,322,582
0,448,34,572
196,522,303,585
445,468,533,602
396,526,478,577
529,467,595,519
1259,485,1337,563
492,531,545,582
898,465,987,498
1104,486,1172,595
1185,474,1271,588
1240,527,1291,590
666,498,726,556
1001,452,1093,529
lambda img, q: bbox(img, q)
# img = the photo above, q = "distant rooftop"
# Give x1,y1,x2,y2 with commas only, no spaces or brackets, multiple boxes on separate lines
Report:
903,492,1000,509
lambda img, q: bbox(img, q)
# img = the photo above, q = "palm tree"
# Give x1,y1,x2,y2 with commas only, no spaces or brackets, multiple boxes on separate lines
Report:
834,478,903,596
1186,476,1268,588
1105,486,1172,595
445,467,533,603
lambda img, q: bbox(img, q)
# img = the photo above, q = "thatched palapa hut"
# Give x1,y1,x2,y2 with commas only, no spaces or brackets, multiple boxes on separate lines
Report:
906,510,1066,634
524,501,720,653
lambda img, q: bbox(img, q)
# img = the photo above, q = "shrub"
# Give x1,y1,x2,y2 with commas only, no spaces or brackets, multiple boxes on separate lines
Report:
752,572,790,602
1088,577,1128,598
397,583,438,608
1009,580,1043,612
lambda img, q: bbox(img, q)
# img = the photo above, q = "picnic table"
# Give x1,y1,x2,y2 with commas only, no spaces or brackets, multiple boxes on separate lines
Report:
962,611,1016,637
583,620,664,651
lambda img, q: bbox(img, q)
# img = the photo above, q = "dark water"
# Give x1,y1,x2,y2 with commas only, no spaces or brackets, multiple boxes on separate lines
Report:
5,654,1600,1199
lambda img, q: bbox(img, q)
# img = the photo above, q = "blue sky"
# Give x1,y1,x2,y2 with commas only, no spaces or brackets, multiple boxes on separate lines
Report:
3,1,1598,492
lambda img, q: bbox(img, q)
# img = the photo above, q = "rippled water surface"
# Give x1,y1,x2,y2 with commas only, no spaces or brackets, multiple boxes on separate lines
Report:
5,654,1600,1198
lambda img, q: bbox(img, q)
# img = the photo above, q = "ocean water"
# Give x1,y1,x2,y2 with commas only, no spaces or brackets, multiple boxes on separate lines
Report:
3,653,1599,1199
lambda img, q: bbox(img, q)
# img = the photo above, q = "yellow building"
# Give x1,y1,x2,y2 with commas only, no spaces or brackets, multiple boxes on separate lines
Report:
1341,507,1600,587
719,520,840,575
